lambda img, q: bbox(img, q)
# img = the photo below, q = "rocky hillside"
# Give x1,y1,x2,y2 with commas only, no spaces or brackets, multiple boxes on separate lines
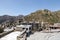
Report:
24,9,60,24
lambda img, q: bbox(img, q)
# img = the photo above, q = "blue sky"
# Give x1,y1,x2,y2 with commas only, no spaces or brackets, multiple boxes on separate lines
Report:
0,0,60,16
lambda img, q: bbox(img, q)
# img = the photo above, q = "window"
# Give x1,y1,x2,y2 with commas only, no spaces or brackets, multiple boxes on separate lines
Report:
23,28,25,30
29,27,31,30
26,28,28,30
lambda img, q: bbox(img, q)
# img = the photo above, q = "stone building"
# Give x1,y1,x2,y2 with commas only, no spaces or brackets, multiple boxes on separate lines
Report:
49,23,60,29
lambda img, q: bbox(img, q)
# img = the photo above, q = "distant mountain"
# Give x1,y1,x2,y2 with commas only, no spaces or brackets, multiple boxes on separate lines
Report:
24,9,60,24
0,15,24,24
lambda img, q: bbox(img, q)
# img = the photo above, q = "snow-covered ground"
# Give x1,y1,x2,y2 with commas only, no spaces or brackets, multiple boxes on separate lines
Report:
1,29,60,40
27,31,60,40
0,31,21,40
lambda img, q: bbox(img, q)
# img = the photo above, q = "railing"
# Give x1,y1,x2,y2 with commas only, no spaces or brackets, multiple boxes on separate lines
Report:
17,29,27,40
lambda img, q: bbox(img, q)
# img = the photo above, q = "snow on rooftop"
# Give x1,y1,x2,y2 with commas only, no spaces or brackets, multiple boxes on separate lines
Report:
16,25,32,28
27,32,60,40
0,31,22,40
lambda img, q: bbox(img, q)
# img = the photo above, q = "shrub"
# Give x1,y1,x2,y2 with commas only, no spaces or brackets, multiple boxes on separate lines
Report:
0,27,4,33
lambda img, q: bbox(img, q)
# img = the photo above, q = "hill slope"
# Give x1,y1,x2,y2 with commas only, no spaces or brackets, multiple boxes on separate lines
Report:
24,9,60,24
